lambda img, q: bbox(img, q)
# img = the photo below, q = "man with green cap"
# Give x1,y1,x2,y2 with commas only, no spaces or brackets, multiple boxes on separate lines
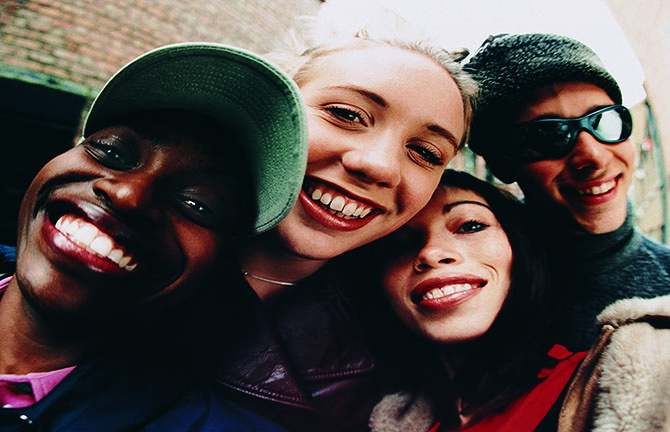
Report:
0,42,306,431
464,33,670,351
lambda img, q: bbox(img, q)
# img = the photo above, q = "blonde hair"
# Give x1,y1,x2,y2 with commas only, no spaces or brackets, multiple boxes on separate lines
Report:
267,27,477,149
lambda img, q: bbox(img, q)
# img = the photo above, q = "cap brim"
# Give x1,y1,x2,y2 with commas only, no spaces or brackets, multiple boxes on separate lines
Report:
83,42,307,234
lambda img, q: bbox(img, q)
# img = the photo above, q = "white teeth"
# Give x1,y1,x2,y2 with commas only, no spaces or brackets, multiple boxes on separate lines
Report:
320,193,332,205
55,217,66,231
308,187,375,220
54,215,137,272
89,236,113,257
422,284,476,301
64,219,80,236
578,180,615,196
108,249,124,264
330,196,345,212
342,202,357,216
73,224,97,245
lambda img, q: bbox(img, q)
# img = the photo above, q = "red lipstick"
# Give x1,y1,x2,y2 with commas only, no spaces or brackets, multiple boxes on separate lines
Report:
411,275,486,311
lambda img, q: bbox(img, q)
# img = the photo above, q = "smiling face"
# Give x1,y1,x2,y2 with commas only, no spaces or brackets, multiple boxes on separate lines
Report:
512,82,635,233
381,186,512,344
13,112,241,321
273,46,465,260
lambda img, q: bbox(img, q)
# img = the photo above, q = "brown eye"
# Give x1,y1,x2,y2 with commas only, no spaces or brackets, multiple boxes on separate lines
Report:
84,140,138,170
325,106,367,126
457,220,488,233
406,143,443,166
174,187,232,229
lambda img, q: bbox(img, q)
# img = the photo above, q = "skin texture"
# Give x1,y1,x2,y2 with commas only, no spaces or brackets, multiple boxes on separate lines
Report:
1,116,240,373
382,186,512,344
512,83,635,234
240,46,466,297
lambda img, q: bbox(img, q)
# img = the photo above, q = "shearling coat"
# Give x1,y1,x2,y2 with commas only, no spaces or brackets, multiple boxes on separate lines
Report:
559,294,670,432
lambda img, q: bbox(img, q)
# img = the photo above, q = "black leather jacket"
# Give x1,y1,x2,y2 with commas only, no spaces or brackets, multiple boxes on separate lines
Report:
212,266,393,432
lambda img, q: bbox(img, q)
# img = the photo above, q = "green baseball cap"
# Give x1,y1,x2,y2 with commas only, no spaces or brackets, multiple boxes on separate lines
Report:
83,42,308,234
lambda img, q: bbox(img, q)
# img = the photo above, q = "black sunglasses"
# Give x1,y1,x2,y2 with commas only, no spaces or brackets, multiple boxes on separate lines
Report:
506,104,633,162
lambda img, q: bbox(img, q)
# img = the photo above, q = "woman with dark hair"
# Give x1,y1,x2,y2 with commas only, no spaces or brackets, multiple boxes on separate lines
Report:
355,169,588,431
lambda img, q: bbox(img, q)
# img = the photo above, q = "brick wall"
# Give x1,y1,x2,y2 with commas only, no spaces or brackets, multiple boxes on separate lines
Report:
0,0,322,96
0,0,322,245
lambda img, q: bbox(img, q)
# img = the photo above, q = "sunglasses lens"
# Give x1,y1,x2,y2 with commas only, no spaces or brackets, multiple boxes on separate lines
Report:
590,106,632,142
509,121,573,161
507,105,632,162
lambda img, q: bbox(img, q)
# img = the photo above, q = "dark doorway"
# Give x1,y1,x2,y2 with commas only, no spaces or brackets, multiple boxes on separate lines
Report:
0,76,88,246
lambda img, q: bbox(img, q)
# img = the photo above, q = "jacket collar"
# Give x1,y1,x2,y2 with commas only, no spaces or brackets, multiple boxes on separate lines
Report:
212,269,375,409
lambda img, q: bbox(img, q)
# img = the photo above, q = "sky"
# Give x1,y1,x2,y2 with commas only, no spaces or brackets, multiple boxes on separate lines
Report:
318,0,647,105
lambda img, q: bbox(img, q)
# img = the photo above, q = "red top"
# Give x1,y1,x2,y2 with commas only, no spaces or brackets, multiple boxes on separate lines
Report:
429,345,587,432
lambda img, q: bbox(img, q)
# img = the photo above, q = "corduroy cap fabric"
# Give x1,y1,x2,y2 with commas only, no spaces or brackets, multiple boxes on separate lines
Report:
83,42,308,235
464,33,622,159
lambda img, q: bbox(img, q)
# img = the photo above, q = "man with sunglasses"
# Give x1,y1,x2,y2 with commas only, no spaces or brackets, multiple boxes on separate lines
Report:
464,33,670,352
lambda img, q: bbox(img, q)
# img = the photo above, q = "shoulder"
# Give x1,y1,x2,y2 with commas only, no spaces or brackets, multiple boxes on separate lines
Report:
595,295,670,370
638,233,670,263
0,245,15,278
596,294,670,326
368,390,436,432
0,245,15,262
590,295,670,431
144,388,290,432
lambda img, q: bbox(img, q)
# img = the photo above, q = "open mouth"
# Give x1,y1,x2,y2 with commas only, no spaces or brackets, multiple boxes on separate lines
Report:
305,183,377,220
414,282,486,303
54,214,137,272
575,178,617,197
44,200,142,274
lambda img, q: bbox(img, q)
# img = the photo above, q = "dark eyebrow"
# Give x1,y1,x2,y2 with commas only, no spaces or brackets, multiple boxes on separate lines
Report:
427,124,459,148
326,85,387,107
443,200,491,213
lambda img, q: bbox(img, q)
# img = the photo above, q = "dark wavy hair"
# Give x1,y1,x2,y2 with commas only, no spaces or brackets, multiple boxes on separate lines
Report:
341,169,558,428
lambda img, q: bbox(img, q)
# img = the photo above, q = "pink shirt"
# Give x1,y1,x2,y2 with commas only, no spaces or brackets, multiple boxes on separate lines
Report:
0,276,76,408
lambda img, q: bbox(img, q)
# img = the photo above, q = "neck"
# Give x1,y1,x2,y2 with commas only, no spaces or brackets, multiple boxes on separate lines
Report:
437,344,468,380
0,278,83,374
237,232,328,301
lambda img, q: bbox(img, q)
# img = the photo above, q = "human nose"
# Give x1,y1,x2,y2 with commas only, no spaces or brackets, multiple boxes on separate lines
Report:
92,174,164,226
341,133,402,188
413,236,462,272
567,131,611,172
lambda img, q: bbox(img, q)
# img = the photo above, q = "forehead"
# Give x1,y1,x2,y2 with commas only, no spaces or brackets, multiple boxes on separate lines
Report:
302,46,465,140
516,82,616,122
306,46,455,92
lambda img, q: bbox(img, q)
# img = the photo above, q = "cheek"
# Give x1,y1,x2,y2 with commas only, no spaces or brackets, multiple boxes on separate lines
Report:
517,161,564,197
399,169,443,215
179,227,227,274
305,116,334,165
479,233,513,277
494,242,513,305
381,259,413,311
523,161,559,183
495,239,514,274
16,160,66,249
616,142,636,170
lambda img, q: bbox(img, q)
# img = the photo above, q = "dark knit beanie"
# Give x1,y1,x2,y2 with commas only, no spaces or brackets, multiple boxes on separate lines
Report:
464,33,622,159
